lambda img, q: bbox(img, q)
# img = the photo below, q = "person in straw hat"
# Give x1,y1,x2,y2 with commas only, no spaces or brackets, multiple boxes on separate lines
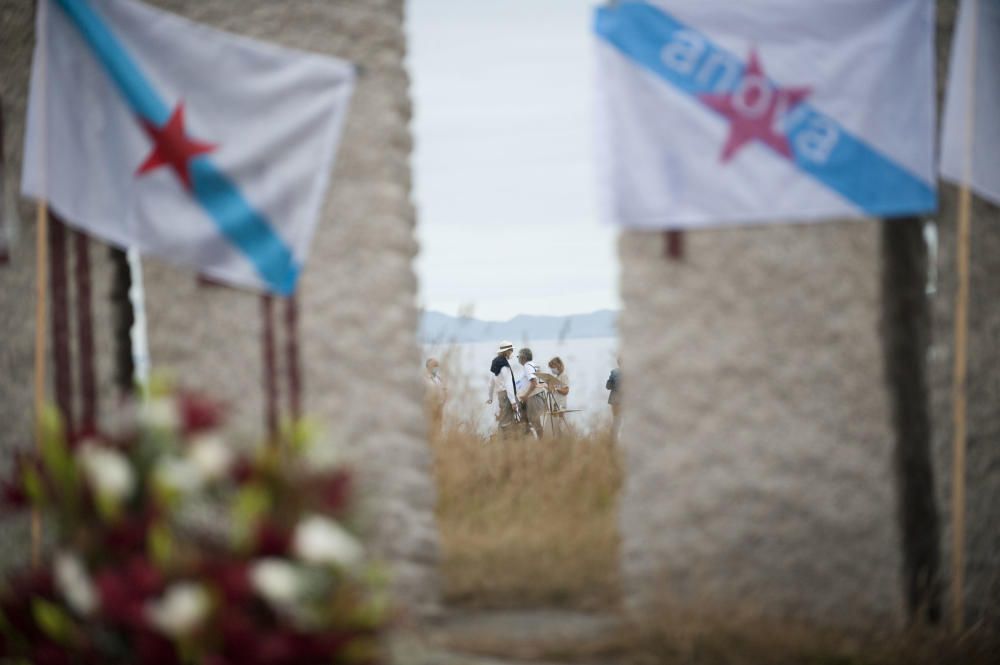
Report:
487,341,520,439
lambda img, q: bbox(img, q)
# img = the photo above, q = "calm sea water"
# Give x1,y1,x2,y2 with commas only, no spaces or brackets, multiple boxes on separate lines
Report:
423,336,619,434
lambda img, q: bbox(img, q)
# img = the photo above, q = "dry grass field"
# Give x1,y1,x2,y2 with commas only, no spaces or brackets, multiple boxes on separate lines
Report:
430,420,622,610
427,419,999,664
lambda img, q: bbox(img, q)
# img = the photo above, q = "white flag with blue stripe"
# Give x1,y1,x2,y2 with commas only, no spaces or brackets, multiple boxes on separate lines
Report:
594,0,937,229
22,0,355,294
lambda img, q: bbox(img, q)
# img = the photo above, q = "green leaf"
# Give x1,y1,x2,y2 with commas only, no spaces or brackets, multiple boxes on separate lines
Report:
145,374,174,400
39,406,75,494
22,465,45,506
148,522,174,567
31,599,73,644
232,484,271,546
95,491,122,522
281,417,321,455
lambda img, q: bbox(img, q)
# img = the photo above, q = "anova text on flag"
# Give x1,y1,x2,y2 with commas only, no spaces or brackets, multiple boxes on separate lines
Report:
22,0,356,295
594,0,937,230
940,0,1000,207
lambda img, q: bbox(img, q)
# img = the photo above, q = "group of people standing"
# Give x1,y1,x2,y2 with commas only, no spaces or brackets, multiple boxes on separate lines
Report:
486,341,570,439
423,341,622,441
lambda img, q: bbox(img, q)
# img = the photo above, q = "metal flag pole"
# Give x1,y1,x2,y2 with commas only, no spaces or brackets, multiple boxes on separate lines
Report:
949,0,979,635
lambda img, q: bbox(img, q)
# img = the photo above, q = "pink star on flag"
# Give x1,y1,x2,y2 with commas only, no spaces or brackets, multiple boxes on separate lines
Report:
700,50,811,163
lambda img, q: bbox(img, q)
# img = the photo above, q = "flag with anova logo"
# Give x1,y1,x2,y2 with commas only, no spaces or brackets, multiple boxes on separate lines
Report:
22,0,355,294
594,0,937,229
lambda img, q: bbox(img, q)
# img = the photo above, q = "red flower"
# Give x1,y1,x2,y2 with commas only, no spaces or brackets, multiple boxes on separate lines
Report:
124,557,166,597
203,560,252,603
218,609,260,661
103,509,158,552
178,393,226,435
0,478,28,510
253,629,300,665
134,627,180,665
253,522,292,557
0,569,56,641
230,457,257,485
0,452,37,512
94,569,146,628
30,643,73,665
313,470,353,515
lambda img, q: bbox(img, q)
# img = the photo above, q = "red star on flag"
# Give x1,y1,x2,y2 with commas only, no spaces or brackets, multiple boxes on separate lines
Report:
700,50,811,163
136,102,216,190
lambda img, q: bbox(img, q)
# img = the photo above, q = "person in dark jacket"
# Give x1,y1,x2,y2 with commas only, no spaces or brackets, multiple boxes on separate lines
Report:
606,357,622,443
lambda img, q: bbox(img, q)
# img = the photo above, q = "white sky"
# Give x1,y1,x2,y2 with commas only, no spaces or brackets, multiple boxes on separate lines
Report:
405,0,620,322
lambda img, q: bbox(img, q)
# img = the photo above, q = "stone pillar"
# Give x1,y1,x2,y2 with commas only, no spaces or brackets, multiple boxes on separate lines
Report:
135,0,438,614
0,1,440,613
617,223,904,627
1,3,121,569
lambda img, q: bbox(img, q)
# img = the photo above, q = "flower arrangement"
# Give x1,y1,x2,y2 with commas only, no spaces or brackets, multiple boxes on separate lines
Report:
0,388,388,665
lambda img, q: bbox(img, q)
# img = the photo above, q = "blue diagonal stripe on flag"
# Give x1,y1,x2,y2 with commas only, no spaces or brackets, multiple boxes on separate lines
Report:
55,0,300,294
595,1,937,218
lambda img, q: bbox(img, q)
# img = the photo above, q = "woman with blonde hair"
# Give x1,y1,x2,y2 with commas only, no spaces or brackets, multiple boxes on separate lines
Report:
546,356,571,436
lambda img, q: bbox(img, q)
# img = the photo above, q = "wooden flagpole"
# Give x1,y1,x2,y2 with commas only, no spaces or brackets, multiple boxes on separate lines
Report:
949,0,979,635
31,0,51,568
32,208,48,568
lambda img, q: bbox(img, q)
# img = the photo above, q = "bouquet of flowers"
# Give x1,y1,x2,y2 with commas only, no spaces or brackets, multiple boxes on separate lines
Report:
0,387,388,665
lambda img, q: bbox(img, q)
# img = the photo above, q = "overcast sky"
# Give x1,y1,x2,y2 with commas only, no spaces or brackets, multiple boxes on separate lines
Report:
405,0,619,322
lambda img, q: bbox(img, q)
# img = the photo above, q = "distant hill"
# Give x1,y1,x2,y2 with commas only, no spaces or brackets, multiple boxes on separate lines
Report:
420,309,618,344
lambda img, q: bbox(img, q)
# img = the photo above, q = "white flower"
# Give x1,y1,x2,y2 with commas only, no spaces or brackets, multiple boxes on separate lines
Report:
141,398,180,430
250,559,303,606
292,515,365,568
78,444,135,503
54,553,97,616
153,456,204,495
186,435,233,481
145,583,210,637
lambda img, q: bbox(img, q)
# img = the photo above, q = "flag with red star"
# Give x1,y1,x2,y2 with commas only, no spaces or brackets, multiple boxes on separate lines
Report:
594,0,937,229
21,0,355,294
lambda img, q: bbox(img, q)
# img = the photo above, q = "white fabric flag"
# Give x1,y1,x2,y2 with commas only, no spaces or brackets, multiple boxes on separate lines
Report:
594,0,937,229
22,0,355,294
941,0,1000,206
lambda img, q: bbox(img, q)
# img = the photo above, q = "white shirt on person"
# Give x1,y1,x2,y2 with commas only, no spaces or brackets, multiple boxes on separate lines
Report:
517,361,546,399
488,366,518,406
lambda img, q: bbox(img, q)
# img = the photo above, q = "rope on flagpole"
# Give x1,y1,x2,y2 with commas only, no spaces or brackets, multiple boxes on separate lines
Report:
73,228,97,433
49,215,73,432
284,294,302,423
261,294,279,442
949,0,979,635
663,230,684,260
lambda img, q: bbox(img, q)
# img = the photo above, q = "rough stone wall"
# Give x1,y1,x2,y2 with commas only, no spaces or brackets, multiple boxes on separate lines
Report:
0,0,439,613
134,0,438,614
0,1,121,568
617,222,904,627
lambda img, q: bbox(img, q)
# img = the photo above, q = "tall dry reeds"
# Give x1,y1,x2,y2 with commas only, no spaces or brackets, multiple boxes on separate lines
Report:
430,420,622,610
